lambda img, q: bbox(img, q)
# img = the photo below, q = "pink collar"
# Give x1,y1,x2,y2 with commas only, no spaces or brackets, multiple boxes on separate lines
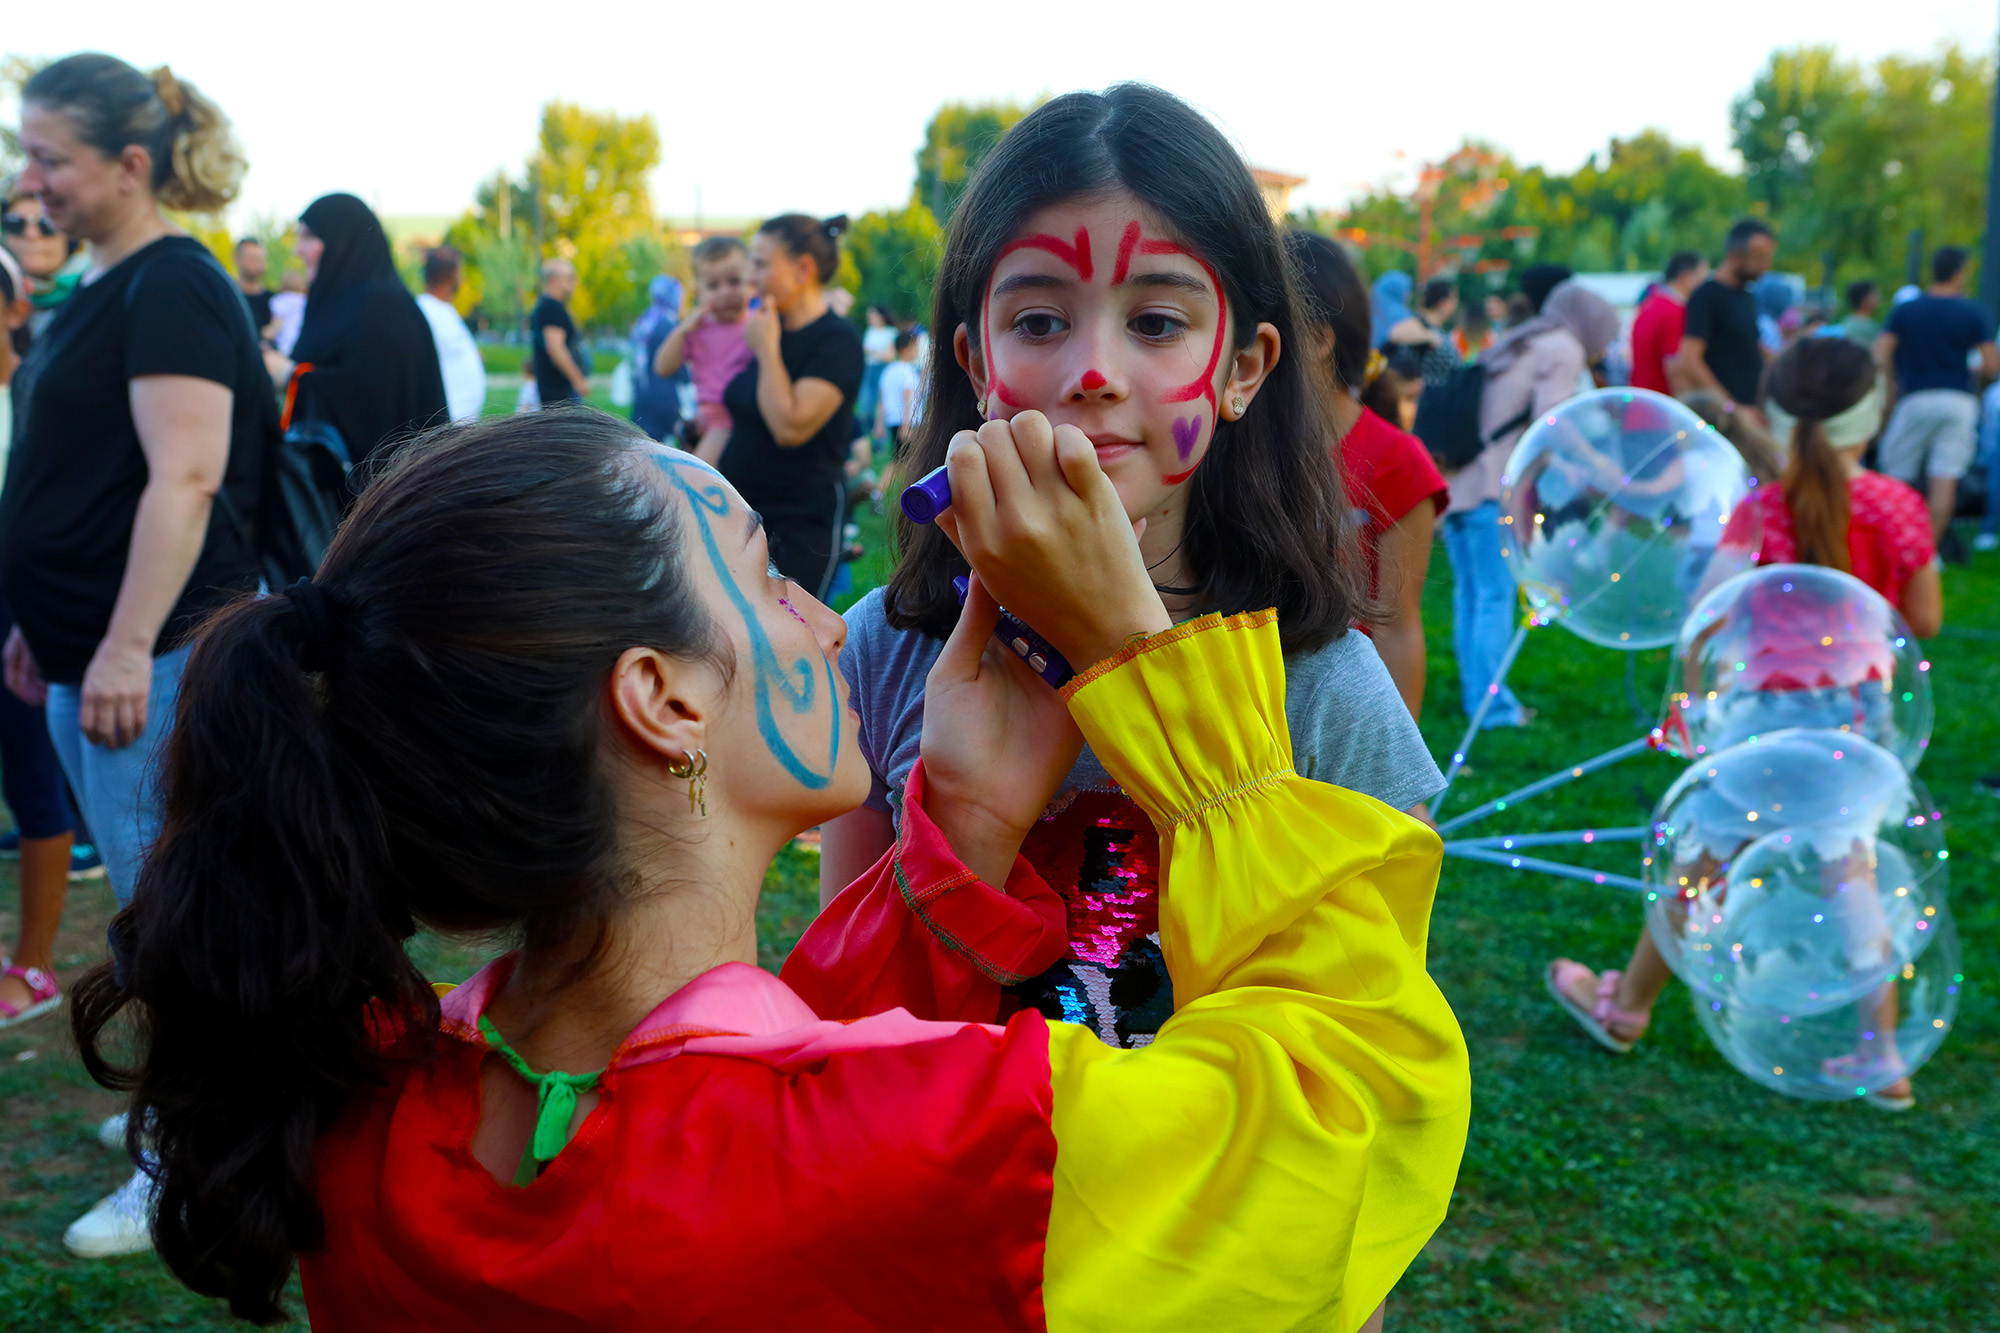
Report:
439,956,823,1065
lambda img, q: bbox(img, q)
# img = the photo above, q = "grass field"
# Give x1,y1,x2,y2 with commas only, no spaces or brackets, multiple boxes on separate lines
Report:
1,466,1993,1329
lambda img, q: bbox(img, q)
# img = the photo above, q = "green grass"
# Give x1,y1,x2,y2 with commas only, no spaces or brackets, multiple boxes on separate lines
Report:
478,343,529,375
2,509,1992,1330
1392,546,1998,1331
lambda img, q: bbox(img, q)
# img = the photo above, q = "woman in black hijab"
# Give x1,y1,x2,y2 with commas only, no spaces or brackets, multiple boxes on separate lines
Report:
268,193,446,473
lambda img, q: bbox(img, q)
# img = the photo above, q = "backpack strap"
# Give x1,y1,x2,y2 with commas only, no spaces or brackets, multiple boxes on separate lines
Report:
1483,403,1534,448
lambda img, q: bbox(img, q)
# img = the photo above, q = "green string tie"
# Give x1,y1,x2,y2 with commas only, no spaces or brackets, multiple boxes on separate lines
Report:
477,1015,603,1176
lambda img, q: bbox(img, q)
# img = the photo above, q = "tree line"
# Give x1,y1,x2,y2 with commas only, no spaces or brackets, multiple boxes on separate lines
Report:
6,45,1987,331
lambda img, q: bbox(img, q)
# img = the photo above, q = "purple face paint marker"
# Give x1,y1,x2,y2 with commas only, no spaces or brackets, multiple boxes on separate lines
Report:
951,578,1075,689
900,465,954,524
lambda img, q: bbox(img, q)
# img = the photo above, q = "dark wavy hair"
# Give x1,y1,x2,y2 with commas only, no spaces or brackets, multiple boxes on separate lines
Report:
69,409,722,1323
886,84,1366,654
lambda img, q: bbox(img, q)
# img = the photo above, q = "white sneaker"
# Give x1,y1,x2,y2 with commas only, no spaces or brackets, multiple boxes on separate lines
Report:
1974,531,1999,552
63,1167,156,1258
97,1111,129,1152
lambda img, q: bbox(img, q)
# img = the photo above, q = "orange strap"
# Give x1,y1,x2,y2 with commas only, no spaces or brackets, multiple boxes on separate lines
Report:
281,361,315,433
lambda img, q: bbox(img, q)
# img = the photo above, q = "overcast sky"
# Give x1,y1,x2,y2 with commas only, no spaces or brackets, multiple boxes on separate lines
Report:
9,0,1996,229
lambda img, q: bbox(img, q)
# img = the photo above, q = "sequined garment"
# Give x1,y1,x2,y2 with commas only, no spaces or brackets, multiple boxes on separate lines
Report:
1008,788,1174,1048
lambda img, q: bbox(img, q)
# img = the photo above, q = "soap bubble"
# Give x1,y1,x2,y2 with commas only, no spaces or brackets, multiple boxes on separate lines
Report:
1667,827,1933,1013
1694,905,1961,1101
1642,730,1947,1008
1658,564,1932,770
1500,388,1751,650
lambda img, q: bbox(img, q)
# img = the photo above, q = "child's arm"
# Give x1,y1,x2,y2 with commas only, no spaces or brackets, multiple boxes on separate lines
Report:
653,309,700,379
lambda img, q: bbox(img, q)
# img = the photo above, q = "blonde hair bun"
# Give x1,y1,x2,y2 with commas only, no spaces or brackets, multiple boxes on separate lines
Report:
149,65,246,214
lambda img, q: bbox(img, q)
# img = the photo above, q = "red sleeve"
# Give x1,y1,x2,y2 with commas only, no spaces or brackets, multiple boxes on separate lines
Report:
1719,496,1759,551
1341,409,1447,531
782,760,1070,1023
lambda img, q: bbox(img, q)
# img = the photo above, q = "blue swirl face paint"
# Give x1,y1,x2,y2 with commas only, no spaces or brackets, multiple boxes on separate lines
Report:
652,453,840,790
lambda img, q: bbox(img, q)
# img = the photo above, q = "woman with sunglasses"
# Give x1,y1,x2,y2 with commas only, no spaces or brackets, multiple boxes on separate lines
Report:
2,185,84,336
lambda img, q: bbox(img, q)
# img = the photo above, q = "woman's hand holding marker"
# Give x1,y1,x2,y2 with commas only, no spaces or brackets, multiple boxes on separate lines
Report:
935,410,1172,672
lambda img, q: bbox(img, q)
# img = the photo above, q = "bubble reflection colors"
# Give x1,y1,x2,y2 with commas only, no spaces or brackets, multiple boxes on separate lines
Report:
1694,908,1961,1101
1643,730,1948,1013
1500,388,1750,651
1658,564,1933,771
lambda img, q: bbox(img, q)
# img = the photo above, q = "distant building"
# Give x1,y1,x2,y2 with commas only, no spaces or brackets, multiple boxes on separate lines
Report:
663,217,756,248
1251,168,1307,221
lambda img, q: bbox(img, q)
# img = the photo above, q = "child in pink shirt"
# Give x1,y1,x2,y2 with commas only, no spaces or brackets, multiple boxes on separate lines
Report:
651,236,755,456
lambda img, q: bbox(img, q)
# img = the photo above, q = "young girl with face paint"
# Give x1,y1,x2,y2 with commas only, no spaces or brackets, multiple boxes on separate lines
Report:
816,84,1447,1050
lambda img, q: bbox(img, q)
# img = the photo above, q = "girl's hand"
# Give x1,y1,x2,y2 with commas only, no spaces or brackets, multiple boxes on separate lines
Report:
682,302,708,329
3,627,47,707
919,574,1084,888
936,410,1172,671
80,639,153,750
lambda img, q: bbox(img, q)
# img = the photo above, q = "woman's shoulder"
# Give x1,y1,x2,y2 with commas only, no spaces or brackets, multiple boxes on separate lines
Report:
1852,469,1926,513
810,310,864,344
1343,407,1434,471
1850,471,1934,555
1342,409,1446,523
126,237,238,304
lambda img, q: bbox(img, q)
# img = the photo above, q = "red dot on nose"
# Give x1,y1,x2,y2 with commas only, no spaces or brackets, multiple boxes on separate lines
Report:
1080,371,1106,392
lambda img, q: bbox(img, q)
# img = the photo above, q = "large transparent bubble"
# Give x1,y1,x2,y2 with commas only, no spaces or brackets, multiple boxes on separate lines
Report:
1642,730,1948,1008
1694,906,1962,1101
1500,388,1751,650
1658,564,1933,770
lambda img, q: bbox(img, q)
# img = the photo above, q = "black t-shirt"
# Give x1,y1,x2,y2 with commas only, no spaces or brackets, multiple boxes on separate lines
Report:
1885,294,1996,394
0,237,267,683
717,310,865,515
1683,278,1764,405
530,296,581,404
243,287,274,334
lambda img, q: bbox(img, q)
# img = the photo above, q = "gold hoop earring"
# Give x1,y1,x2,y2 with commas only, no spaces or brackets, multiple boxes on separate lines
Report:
667,749,709,817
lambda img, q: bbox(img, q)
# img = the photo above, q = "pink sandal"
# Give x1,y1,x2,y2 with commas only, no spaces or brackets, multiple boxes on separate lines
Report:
0,963,60,1030
1545,959,1650,1054
1820,1054,1917,1112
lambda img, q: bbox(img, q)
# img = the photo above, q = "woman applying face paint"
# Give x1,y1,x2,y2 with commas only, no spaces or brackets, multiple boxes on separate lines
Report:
68,409,1467,1329
819,85,1448,1051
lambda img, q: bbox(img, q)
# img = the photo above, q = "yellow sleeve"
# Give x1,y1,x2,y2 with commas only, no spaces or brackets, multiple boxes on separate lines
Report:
1043,610,1471,1333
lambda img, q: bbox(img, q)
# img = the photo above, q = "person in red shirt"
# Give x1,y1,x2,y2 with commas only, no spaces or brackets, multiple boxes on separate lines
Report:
1628,250,1708,394
1288,230,1447,720
1549,335,1938,1110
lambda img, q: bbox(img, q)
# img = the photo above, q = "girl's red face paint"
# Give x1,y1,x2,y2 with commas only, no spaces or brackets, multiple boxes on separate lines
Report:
979,192,1234,518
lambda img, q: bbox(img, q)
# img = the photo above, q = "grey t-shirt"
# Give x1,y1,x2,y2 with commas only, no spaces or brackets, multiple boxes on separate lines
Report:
842,587,1444,821
839,588,1443,1048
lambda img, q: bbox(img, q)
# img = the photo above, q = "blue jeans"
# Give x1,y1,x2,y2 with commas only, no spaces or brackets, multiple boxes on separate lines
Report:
1441,501,1526,727
44,645,191,906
